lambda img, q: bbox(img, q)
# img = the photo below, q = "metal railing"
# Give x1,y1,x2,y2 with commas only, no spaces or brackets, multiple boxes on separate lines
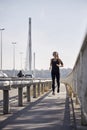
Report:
61,33,87,125
0,78,52,114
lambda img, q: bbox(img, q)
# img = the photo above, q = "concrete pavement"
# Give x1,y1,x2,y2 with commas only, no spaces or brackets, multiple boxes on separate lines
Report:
0,84,75,130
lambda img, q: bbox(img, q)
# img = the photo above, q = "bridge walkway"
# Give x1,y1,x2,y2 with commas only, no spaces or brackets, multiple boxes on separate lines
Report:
0,84,77,130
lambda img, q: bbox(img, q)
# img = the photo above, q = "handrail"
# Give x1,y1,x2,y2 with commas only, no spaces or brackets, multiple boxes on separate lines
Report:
61,32,87,125
0,78,52,114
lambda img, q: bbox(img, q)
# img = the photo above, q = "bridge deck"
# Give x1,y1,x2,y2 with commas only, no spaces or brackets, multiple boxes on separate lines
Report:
0,84,76,130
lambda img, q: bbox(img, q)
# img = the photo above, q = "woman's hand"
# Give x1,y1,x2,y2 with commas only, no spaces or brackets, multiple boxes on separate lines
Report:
56,64,64,67
61,64,64,67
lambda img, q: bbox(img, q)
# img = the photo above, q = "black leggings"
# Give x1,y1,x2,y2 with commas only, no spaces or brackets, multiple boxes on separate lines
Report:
51,70,60,92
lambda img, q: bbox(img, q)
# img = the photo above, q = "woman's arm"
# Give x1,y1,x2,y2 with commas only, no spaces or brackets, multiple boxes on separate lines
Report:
60,59,64,67
56,59,64,67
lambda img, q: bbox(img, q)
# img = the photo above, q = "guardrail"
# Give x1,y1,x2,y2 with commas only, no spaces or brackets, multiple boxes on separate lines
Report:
0,78,52,114
61,33,87,125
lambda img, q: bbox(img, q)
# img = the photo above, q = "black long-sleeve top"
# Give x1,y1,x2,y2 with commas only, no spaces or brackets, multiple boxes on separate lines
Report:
51,58,63,72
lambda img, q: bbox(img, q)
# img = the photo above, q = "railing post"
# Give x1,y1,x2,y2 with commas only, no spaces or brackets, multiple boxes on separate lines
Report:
33,84,36,98
41,83,44,94
73,92,76,98
3,90,9,114
27,85,31,102
48,81,51,90
37,83,40,96
43,83,45,92
44,82,48,92
65,84,72,98
46,82,48,90
18,87,23,106
65,84,68,93
49,81,52,89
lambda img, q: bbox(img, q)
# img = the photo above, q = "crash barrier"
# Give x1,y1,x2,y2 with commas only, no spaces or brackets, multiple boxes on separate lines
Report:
0,78,52,114
61,33,87,125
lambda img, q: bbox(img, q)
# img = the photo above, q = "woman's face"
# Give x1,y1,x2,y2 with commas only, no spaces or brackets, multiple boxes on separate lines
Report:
53,52,59,59
53,52,57,58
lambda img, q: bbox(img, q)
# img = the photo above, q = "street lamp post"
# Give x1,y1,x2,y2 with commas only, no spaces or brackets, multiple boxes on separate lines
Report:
12,42,16,76
20,52,23,70
0,28,5,71
33,52,35,77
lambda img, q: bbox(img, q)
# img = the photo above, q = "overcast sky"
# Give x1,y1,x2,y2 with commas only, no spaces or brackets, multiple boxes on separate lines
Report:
0,0,87,70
